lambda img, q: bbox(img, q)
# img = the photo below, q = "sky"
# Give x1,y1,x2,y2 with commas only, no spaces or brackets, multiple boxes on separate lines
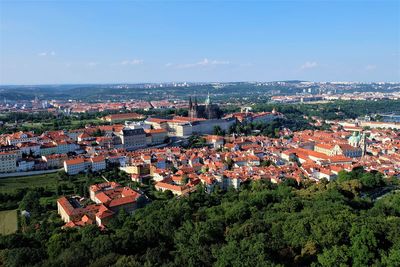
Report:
0,0,399,84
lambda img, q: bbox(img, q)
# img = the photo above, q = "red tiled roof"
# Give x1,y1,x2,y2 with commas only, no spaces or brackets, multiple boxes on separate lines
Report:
65,158,85,165
108,195,138,208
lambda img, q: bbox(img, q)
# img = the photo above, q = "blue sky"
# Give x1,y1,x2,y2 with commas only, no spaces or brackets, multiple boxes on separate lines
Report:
0,0,399,84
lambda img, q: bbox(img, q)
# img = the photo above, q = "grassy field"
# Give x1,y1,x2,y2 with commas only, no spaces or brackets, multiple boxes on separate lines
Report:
0,173,59,194
0,209,18,235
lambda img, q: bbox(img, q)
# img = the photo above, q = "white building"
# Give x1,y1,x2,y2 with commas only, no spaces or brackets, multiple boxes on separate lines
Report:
90,156,106,172
118,128,147,151
16,160,35,172
0,151,17,173
64,158,86,175
7,131,38,146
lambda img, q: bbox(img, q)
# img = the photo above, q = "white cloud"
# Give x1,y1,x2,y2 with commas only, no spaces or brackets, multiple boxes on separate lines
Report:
120,59,144,65
365,64,377,71
168,58,230,69
300,61,318,70
38,51,55,57
240,63,254,67
87,62,99,67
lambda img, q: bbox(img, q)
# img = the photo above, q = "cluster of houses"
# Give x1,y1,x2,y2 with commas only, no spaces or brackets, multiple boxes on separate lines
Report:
0,110,283,174
116,127,399,197
0,124,169,174
57,181,144,228
51,117,400,229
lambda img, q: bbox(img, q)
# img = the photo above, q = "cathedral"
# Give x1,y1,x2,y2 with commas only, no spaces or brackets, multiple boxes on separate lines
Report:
188,93,223,120
348,131,367,157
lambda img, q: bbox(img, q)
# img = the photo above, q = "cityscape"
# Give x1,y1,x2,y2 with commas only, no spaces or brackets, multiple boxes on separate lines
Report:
0,0,399,267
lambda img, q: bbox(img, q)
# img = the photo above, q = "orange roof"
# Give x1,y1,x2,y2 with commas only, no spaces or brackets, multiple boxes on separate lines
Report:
65,158,85,165
108,195,138,208
315,143,335,150
105,113,144,120
147,117,169,123
144,128,167,134
155,181,184,192
96,205,114,219
91,155,105,163
172,116,206,122
57,197,75,215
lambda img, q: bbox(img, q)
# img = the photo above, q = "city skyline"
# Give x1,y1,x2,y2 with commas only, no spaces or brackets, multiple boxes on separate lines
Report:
0,0,399,84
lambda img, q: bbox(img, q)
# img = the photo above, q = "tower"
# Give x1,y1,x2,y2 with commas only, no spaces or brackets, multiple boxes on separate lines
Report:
189,97,199,118
360,132,367,157
205,92,211,106
205,92,213,119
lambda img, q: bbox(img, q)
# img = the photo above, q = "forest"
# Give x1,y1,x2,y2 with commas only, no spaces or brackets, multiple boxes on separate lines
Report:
253,100,400,121
0,168,399,267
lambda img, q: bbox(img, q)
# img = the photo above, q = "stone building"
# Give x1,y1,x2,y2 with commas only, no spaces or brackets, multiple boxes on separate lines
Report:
188,93,223,119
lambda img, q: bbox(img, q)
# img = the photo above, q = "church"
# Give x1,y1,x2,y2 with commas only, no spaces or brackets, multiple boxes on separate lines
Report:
188,93,223,119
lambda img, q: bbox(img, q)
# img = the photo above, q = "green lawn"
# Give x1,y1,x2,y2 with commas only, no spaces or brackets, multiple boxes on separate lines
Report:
0,209,18,235
0,173,59,194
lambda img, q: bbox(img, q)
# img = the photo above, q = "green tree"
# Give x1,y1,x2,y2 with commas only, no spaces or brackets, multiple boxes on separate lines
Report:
350,226,378,267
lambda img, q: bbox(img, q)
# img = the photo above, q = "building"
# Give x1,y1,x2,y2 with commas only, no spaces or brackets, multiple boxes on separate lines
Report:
333,144,363,158
144,128,168,145
102,113,145,122
6,131,38,146
118,128,147,151
0,150,17,173
56,140,78,154
17,142,41,156
347,131,366,157
16,160,35,172
155,181,188,196
57,182,143,228
42,154,68,169
225,109,282,124
90,156,106,172
64,158,86,175
188,93,223,119
40,143,58,156
205,135,224,148
64,156,108,174
145,116,236,137
314,143,335,156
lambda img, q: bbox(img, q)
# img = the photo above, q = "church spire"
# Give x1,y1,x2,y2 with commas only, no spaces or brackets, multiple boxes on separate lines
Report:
189,97,192,109
205,92,211,105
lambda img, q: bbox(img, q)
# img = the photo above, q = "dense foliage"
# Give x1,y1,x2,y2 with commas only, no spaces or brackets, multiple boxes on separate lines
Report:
2,100,399,135
228,117,314,138
253,100,400,121
1,83,398,102
0,168,399,267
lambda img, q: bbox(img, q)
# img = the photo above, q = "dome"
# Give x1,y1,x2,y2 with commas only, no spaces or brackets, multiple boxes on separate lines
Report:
348,132,361,144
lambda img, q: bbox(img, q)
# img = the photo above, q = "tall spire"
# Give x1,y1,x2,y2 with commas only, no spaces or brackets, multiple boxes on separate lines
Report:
189,97,192,109
361,132,367,157
205,92,211,105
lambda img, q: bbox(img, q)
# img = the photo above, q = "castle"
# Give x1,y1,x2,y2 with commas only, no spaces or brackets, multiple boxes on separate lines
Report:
188,93,223,119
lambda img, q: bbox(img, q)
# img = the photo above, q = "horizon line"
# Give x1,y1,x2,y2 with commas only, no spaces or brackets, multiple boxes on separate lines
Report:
1,80,400,87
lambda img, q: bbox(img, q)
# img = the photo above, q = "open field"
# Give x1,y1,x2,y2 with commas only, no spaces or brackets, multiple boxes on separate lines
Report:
0,173,59,194
0,209,18,235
